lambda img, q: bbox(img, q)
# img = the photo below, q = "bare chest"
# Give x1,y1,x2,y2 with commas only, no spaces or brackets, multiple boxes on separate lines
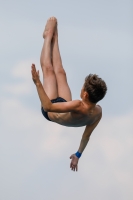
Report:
48,111,97,127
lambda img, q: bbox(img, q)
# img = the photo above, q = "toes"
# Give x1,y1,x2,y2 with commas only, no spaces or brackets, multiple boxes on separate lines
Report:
48,16,57,21
51,16,56,20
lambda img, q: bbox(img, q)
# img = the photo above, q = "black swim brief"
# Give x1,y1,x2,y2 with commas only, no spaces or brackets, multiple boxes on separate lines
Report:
41,97,67,121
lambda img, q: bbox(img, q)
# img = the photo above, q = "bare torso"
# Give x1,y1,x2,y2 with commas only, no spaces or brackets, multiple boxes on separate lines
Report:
48,102,102,127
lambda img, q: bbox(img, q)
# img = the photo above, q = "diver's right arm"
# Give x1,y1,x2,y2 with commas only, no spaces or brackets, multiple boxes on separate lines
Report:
70,117,102,171
78,117,102,153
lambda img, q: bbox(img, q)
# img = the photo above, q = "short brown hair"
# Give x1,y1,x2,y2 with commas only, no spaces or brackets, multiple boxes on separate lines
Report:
84,74,107,103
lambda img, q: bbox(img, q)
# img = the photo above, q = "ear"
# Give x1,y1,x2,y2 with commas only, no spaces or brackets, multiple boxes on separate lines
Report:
84,91,89,99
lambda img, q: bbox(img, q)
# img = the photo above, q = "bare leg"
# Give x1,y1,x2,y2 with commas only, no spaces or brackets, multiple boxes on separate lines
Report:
52,25,72,101
40,17,58,100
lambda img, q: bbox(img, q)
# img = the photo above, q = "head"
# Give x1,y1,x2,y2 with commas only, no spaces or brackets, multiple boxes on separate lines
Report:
81,74,107,103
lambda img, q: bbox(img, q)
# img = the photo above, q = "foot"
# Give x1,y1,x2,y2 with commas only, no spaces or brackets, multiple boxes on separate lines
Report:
51,26,58,47
43,17,57,39
53,25,58,40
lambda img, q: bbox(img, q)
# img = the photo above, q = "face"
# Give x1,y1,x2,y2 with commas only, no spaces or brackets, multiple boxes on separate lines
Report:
80,85,89,100
80,85,85,99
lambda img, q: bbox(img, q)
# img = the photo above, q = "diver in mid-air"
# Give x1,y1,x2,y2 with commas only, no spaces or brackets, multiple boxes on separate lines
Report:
31,17,107,171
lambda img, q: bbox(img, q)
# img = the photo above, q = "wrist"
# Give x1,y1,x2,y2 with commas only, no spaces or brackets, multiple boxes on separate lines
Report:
35,80,41,87
75,151,82,158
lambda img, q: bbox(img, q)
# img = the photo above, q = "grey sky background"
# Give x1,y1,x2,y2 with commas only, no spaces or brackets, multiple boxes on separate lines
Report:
0,0,133,200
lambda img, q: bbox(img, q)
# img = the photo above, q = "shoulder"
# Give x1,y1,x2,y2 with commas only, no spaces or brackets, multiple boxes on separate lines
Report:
67,99,82,105
88,105,102,126
64,99,83,113
96,104,102,118
70,100,82,111
71,99,81,104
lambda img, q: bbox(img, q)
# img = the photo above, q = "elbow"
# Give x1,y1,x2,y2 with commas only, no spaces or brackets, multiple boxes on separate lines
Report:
87,136,90,141
42,102,52,112
83,135,90,140
43,108,49,112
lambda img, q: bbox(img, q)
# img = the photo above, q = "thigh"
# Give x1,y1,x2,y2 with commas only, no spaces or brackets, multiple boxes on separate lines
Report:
55,68,72,101
42,68,58,100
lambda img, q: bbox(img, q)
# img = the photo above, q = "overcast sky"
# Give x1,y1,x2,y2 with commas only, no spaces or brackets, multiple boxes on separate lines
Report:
0,1,133,200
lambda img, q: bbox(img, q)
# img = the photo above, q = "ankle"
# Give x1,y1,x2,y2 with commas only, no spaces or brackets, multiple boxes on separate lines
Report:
44,37,52,43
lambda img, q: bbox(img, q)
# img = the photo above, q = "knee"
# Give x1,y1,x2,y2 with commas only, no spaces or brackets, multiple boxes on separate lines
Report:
43,65,55,76
55,68,66,77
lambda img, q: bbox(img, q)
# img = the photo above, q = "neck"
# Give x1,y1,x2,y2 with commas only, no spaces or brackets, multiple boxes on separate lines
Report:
82,99,96,108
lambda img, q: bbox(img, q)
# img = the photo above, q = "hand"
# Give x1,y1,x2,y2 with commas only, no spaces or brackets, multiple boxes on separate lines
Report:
70,154,79,172
31,64,40,85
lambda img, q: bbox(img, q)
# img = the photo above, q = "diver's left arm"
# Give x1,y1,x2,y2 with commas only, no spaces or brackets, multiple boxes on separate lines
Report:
31,64,81,112
31,64,52,110
70,116,102,171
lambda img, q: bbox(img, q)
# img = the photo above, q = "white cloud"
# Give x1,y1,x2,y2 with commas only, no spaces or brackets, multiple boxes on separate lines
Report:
4,82,32,95
0,96,69,158
12,61,35,80
3,60,42,96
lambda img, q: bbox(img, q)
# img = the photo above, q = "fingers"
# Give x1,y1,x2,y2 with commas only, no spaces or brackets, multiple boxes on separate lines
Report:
32,63,35,67
31,64,38,77
69,154,78,172
70,162,78,172
71,165,77,171
31,63,40,85
31,63,36,72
